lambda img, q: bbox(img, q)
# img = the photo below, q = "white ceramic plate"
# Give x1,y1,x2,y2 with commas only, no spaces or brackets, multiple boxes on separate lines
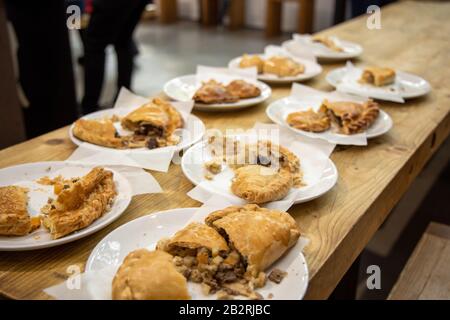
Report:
282,39,363,61
266,96,393,143
86,208,309,300
326,67,431,100
70,106,205,153
0,162,132,251
228,54,322,84
181,141,338,204
163,75,272,111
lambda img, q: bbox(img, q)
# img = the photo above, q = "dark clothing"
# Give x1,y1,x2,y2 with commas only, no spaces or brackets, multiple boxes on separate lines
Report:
81,0,148,114
350,0,396,18
5,0,78,138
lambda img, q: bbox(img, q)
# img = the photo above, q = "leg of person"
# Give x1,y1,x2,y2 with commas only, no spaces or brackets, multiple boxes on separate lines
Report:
114,0,149,94
6,0,78,137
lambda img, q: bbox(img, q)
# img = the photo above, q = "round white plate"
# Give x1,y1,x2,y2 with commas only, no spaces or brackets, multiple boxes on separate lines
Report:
282,39,363,61
70,106,205,153
326,67,431,100
228,54,322,84
266,96,393,143
86,208,309,300
163,75,272,111
181,141,338,204
0,162,132,251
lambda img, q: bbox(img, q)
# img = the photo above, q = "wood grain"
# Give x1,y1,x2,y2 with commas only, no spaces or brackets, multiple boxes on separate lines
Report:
0,1,449,300
388,222,450,300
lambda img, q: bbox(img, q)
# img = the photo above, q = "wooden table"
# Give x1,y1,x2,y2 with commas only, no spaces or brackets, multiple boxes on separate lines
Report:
0,1,449,299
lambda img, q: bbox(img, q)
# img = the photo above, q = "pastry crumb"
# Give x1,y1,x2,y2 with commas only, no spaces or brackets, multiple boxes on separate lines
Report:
268,268,288,284
268,293,274,299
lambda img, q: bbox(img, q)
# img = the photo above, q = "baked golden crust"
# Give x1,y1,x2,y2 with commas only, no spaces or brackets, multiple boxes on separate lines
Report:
194,80,239,104
359,67,396,87
320,99,380,135
311,35,343,52
41,167,117,239
205,204,301,276
263,56,305,77
163,222,229,254
73,119,124,149
231,165,293,204
225,80,261,99
112,249,190,300
239,54,265,73
0,186,40,236
286,108,331,132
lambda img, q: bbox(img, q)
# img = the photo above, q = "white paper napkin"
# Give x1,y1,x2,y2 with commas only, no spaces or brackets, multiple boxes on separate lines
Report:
265,44,316,62
336,62,405,103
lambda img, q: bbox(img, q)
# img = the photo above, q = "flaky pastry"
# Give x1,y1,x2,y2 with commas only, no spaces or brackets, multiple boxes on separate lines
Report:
286,108,331,132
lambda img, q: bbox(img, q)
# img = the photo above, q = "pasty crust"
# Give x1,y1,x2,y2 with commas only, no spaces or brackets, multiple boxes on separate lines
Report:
225,80,261,99
0,186,40,236
42,167,117,239
194,80,239,104
164,222,229,254
311,35,343,52
231,165,293,204
239,54,265,73
286,108,331,132
73,119,124,149
112,249,190,300
263,56,305,77
359,67,396,87
205,204,301,276
320,99,380,134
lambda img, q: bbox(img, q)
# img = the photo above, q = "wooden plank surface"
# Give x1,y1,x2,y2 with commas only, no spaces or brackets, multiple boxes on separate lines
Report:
0,1,450,300
389,222,450,300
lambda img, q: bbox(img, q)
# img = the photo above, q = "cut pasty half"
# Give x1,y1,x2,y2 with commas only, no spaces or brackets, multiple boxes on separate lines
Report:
73,119,124,149
239,54,265,73
359,67,396,87
41,167,117,239
286,108,331,133
0,186,40,236
193,80,239,104
319,99,380,135
112,249,190,300
311,35,343,52
263,56,305,77
225,80,261,99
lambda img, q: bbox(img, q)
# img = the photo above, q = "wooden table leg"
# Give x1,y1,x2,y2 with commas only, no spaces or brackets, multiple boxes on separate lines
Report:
298,0,315,34
200,0,219,26
159,0,178,24
229,0,245,30
265,0,282,37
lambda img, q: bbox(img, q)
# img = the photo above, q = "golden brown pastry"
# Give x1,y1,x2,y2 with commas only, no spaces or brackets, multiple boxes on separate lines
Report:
263,56,305,77
319,99,380,135
193,80,239,104
359,67,396,87
225,80,261,99
311,35,343,52
112,249,190,300
286,108,331,133
239,54,265,73
41,167,117,239
205,204,301,277
73,119,124,149
231,165,293,204
0,186,40,236
121,98,183,149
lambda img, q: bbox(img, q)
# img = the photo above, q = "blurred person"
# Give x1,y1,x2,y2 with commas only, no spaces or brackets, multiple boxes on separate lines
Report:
350,0,397,17
5,0,78,138
81,0,148,115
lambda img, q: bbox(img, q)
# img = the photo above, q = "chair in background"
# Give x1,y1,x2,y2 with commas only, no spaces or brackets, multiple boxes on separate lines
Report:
265,0,315,37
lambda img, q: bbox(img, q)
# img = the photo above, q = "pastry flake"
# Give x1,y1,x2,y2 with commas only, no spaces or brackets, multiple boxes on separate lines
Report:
359,67,396,87
263,56,305,77
320,99,380,135
0,186,40,236
112,249,190,300
239,54,265,73
311,35,343,52
286,108,331,133
225,80,261,99
41,167,117,239
193,80,239,104
73,119,124,149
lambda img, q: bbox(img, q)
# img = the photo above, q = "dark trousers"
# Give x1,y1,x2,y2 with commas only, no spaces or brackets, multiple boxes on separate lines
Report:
5,0,78,138
350,0,396,17
81,0,148,114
